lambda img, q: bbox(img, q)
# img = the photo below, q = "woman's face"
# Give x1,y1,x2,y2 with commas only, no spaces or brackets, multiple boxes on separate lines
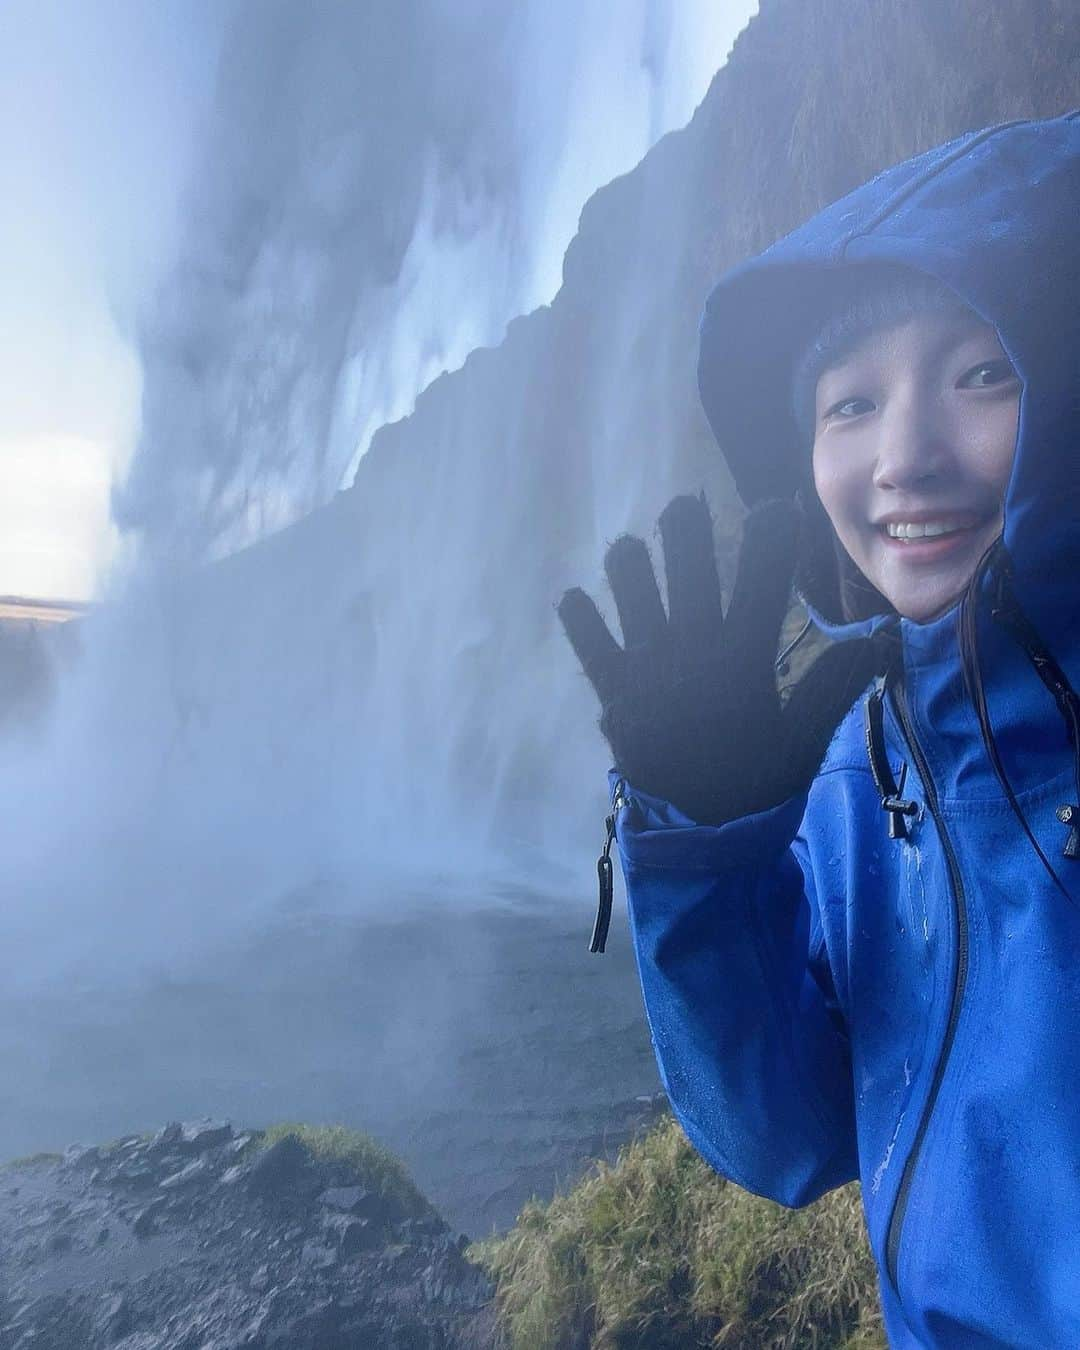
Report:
811,310,1021,623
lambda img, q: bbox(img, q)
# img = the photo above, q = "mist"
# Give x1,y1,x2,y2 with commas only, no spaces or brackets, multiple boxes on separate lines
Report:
0,0,753,989
0,3,754,1216
0,0,228,597
117,0,747,563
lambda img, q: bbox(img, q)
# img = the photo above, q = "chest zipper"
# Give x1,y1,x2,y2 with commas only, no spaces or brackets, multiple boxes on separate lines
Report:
882,681,970,1295
591,780,629,953
864,681,918,839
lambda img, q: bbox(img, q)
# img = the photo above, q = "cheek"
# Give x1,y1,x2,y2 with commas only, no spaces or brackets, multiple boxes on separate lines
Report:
963,402,1020,500
810,444,834,512
812,445,860,539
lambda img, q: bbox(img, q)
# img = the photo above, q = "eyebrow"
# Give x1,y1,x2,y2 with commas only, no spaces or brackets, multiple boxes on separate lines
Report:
817,322,1003,385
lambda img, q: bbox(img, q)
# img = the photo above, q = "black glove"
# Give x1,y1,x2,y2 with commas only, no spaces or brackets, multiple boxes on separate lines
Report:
558,494,884,826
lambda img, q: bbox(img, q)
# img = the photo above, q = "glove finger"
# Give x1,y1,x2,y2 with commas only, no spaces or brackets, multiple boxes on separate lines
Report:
723,499,800,685
557,587,623,702
781,638,884,776
658,492,725,645
603,534,668,650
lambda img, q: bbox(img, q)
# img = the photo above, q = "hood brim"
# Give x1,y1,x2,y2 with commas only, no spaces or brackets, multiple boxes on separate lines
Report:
697,110,1080,635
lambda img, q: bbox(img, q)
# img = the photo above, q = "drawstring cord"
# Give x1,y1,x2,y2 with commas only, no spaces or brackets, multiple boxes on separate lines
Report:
986,561,1080,859
864,545,1080,905
775,614,814,679
956,545,1077,903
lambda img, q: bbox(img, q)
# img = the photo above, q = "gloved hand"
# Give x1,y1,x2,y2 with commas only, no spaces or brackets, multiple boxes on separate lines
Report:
558,493,884,826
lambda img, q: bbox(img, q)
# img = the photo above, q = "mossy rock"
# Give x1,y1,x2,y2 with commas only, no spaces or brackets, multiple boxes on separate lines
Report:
243,1121,434,1222
0,1150,64,1171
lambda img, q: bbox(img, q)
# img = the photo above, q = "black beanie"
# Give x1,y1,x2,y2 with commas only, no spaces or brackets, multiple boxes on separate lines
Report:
789,265,975,446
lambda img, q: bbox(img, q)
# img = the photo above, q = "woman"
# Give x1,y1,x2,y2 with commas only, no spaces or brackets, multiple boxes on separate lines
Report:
559,110,1080,1346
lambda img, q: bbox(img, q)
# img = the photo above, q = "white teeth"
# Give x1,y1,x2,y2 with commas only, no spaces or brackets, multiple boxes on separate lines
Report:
885,520,966,540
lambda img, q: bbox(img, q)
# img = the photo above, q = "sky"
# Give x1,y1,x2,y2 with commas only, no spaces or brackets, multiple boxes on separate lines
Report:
0,1,754,600
0,0,225,599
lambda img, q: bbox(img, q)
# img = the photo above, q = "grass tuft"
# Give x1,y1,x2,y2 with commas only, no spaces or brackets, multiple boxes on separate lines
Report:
1,1151,64,1171
247,1121,432,1219
473,1115,885,1350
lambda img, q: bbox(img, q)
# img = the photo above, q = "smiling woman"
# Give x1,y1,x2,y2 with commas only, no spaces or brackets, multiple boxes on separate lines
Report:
561,110,1080,1349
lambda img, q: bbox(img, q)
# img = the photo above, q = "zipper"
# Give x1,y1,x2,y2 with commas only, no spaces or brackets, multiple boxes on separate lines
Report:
864,683,918,840
591,780,629,953
883,682,970,1292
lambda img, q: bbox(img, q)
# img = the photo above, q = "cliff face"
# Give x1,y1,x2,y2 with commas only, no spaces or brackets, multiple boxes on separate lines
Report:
198,0,1080,867
16,0,1080,917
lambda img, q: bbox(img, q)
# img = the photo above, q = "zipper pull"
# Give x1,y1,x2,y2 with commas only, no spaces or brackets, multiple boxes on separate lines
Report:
1056,804,1080,859
590,785,627,954
864,685,918,841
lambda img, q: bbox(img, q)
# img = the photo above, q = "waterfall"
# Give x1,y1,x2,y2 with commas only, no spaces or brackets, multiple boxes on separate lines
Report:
0,0,756,988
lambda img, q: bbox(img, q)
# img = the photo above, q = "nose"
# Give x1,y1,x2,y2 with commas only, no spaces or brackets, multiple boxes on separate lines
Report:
872,388,950,491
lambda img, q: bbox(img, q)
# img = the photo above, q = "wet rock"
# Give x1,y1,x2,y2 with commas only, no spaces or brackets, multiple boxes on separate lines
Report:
132,1200,165,1237
318,1184,366,1212
421,1234,495,1310
0,1120,497,1348
245,1135,310,1198
248,1264,272,1294
179,1119,233,1152
61,1145,100,1172
323,1212,381,1257
396,1213,448,1243
159,1157,209,1190
300,1239,337,1269
109,1159,156,1191
151,1122,183,1150
100,1293,133,1340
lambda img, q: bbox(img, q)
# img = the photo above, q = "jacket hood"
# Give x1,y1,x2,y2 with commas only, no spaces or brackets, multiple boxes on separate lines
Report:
698,110,1080,636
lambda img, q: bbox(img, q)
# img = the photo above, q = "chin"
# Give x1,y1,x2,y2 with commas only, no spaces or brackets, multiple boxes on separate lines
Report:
894,588,965,624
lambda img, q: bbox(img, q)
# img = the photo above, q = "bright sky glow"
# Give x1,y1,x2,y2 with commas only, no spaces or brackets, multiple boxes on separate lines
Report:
0,434,123,600
0,0,224,599
0,0,756,599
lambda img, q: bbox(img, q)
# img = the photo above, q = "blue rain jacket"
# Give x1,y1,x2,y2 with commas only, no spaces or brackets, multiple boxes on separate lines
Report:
615,111,1080,1347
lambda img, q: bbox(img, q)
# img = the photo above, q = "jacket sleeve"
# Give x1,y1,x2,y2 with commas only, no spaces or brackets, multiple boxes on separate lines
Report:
613,771,858,1207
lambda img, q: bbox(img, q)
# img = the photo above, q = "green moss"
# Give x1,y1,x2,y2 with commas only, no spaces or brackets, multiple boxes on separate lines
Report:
1,1122,430,1231
1,1151,63,1171
474,1116,885,1350
245,1121,431,1219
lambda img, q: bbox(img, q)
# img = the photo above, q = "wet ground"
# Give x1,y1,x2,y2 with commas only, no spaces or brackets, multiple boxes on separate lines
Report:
0,883,660,1237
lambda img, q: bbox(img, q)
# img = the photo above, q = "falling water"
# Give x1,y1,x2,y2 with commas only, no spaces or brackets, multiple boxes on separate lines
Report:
117,0,750,562
0,0,757,1224
1,0,753,980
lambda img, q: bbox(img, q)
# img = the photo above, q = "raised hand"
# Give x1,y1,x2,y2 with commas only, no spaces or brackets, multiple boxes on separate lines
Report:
558,494,883,826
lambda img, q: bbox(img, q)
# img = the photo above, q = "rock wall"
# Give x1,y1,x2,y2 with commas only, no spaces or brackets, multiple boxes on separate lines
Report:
9,0,1080,954
163,0,1080,870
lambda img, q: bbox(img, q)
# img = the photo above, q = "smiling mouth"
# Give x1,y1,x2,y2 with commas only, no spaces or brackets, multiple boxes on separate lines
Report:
883,518,974,541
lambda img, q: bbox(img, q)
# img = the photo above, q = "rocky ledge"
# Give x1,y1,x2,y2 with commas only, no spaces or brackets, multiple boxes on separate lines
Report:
0,1120,497,1349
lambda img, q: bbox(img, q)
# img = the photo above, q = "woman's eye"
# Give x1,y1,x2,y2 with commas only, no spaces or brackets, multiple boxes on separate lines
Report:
958,358,1018,389
822,396,874,421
